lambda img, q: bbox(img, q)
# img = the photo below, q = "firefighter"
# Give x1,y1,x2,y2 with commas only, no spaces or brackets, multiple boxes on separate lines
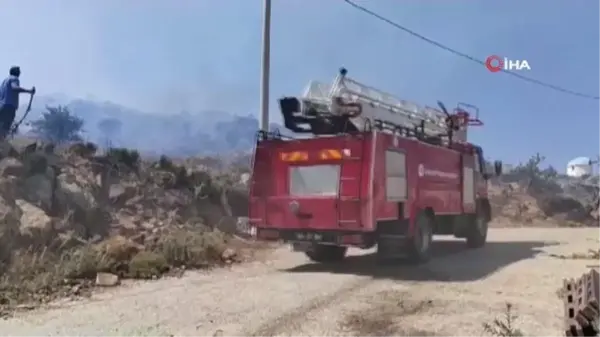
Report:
0,66,35,139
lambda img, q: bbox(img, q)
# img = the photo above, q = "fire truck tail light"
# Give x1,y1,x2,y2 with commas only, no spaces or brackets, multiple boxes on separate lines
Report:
318,149,343,160
280,151,309,162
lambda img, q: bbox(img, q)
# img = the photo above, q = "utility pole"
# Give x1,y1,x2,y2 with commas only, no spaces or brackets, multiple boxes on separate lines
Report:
259,0,272,132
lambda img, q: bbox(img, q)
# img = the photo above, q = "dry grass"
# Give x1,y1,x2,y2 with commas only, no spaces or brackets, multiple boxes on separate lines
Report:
0,228,232,310
482,303,525,337
549,248,600,260
150,228,229,269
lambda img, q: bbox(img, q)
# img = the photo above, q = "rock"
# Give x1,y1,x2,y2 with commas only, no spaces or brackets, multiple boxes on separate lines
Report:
0,142,18,159
538,195,585,217
56,173,97,210
0,158,25,178
70,284,82,296
21,152,50,176
20,142,38,157
109,184,137,206
0,193,22,261
21,174,55,211
16,199,54,246
221,248,237,262
114,214,140,237
95,272,119,287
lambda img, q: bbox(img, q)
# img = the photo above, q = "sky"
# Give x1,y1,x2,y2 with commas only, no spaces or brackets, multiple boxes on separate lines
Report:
1,0,598,169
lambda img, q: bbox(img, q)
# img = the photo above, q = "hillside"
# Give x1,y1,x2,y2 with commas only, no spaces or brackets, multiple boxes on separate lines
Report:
0,138,260,308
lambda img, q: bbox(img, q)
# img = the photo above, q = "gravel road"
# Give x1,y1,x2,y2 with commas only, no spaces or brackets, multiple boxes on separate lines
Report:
0,227,597,336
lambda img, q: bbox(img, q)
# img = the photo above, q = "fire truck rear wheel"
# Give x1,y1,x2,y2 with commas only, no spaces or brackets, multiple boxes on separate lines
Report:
305,244,347,263
466,209,488,248
406,213,433,263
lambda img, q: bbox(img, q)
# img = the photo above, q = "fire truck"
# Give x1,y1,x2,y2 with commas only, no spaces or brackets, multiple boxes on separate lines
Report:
248,68,502,264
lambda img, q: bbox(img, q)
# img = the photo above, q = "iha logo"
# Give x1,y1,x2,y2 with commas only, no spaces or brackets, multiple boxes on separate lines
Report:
485,55,531,73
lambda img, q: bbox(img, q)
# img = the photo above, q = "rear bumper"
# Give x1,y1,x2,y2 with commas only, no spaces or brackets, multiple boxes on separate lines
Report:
255,227,376,249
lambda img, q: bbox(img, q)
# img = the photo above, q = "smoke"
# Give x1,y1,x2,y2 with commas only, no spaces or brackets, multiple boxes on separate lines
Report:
0,0,261,114
0,0,596,164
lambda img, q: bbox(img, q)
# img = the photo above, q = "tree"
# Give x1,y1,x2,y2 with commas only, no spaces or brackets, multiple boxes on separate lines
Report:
97,118,122,146
30,105,84,143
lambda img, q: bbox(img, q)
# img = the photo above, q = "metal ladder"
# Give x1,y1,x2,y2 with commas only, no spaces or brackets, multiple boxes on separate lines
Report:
336,132,368,227
323,68,450,137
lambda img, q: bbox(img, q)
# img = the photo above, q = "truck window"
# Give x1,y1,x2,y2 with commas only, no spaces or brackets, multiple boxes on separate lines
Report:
385,150,407,201
289,165,340,197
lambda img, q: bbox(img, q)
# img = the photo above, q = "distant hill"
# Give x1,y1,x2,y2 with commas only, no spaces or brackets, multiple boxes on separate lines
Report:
18,95,286,156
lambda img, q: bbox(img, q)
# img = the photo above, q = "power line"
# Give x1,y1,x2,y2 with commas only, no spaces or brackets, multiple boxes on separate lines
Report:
343,0,599,100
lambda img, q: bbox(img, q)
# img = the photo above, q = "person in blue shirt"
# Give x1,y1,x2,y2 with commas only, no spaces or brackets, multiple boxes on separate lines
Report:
0,66,35,139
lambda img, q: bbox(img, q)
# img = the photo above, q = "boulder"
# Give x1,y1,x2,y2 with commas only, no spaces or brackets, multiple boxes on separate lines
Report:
95,272,119,287
56,173,97,210
0,157,25,178
21,174,55,211
16,199,54,246
0,192,22,262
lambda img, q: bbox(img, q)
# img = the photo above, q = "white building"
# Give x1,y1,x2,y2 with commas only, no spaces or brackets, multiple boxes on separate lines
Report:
566,157,593,178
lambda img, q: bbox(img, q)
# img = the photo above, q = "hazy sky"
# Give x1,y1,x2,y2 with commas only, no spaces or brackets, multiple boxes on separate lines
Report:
1,0,598,168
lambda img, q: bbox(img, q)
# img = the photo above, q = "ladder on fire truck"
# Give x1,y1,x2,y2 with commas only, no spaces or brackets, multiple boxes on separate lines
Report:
281,67,483,142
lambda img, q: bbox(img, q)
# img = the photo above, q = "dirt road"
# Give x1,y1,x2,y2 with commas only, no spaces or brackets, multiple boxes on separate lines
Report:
0,227,596,336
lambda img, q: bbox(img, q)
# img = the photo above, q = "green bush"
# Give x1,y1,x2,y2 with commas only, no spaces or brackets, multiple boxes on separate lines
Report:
107,147,140,171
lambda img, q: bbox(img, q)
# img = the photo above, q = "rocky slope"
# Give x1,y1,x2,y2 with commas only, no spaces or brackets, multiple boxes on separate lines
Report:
489,171,599,227
0,138,255,308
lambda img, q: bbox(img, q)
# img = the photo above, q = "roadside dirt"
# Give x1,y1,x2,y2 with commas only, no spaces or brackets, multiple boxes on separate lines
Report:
0,227,596,336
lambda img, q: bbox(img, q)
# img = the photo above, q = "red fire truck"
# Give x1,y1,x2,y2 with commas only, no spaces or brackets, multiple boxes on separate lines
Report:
248,68,502,264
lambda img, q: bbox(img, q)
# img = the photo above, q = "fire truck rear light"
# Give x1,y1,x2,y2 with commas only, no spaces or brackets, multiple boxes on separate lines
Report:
318,149,343,160
280,151,308,162
342,148,351,157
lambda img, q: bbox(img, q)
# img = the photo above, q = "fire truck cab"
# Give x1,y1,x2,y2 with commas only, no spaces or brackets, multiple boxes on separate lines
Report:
249,68,502,264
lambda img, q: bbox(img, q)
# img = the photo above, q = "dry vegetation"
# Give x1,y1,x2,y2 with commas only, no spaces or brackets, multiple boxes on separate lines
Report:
488,154,599,228
482,303,525,337
0,139,261,313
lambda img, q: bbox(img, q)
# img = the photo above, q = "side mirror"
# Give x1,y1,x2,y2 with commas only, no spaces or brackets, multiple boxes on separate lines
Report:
494,160,503,176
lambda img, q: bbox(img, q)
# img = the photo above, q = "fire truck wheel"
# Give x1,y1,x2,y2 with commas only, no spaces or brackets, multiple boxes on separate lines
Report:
466,210,488,248
305,244,347,263
406,213,433,263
